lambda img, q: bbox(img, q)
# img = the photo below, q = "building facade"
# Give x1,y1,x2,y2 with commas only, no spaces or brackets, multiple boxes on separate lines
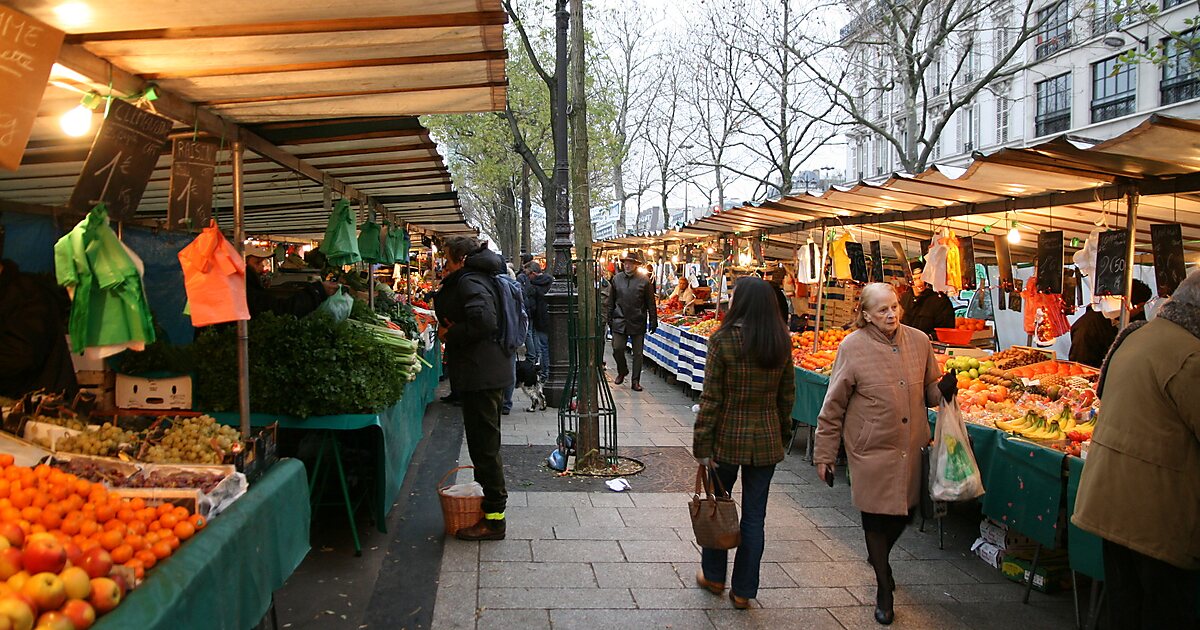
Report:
844,0,1199,180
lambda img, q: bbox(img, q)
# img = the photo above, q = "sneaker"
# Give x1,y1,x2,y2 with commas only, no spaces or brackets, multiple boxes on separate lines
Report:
456,517,506,541
501,408,511,416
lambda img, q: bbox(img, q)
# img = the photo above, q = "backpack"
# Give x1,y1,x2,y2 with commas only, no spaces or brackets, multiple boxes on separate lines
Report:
491,273,528,356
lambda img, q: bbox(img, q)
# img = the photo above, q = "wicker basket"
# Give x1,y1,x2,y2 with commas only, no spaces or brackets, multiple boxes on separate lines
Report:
437,465,484,535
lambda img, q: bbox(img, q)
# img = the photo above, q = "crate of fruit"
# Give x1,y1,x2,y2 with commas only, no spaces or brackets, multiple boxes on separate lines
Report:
123,463,247,519
49,452,143,485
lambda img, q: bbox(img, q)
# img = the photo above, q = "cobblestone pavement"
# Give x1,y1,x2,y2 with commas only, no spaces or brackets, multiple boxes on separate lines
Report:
431,365,1080,630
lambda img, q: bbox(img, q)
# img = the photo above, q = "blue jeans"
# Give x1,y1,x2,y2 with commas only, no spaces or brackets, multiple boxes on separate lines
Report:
502,355,516,412
700,462,776,599
532,329,550,380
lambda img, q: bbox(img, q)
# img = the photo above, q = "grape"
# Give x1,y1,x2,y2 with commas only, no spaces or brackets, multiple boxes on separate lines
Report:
55,423,138,457
142,416,241,465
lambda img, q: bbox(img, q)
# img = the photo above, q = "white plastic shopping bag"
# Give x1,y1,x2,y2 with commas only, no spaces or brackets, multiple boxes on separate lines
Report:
930,399,985,502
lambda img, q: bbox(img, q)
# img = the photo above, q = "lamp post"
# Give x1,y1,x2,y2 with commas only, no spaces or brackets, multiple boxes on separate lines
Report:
544,0,573,407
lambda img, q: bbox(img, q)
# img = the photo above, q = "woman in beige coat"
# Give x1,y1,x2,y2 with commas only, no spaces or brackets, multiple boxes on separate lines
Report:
814,283,955,625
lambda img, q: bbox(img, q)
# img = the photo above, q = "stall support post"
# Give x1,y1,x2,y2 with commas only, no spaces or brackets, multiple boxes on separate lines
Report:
232,140,251,439
812,229,828,353
1119,189,1139,329
366,200,375,313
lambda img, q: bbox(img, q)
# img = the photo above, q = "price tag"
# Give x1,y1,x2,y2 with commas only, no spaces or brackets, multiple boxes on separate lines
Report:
68,99,173,220
167,137,219,230
0,7,63,171
1094,229,1128,297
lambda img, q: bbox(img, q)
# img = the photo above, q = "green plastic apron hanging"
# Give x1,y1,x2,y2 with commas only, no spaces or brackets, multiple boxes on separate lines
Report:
388,227,410,263
358,221,382,263
319,199,361,267
380,222,396,265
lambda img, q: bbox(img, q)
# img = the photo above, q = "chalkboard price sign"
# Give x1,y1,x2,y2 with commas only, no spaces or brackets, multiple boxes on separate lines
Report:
994,235,1013,288
1150,223,1186,298
845,241,869,283
1094,229,1128,297
1037,230,1064,294
0,7,63,171
167,137,218,230
960,237,977,290
68,99,173,220
868,240,884,282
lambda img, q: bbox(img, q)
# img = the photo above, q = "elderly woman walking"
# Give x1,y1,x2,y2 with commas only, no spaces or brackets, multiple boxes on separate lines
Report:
814,283,955,625
693,277,795,609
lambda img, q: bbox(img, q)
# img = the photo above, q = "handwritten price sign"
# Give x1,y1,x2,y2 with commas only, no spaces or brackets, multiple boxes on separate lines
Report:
68,99,173,220
0,7,63,171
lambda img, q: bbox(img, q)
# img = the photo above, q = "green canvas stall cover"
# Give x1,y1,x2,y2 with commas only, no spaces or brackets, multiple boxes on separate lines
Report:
320,199,361,267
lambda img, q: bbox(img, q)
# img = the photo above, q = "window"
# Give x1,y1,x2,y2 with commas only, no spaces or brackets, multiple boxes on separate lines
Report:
962,33,980,83
996,93,1011,143
958,103,978,152
1092,55,1137,122
874,134,888,175
1091,0,1124,35
1161,32,1199,105
994,11,1013,64
1035,3,1070,59
1035,73,1072,136
1164,0,1184,8
855,138,867,179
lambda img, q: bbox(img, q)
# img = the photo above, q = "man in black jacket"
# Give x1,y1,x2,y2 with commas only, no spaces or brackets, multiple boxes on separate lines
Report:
436,236,514,541
898,261,956,337
0,227,77,398
608,251,657,391
525,262,553,380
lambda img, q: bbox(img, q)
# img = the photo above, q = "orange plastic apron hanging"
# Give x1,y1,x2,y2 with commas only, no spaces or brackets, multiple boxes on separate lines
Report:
177,220,250,327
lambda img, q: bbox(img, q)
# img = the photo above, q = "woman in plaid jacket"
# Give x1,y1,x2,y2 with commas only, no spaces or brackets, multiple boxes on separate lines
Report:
692,277,796,609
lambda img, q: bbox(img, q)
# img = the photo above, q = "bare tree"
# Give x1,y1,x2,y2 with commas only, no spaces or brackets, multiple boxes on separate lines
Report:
644,55,698,230
795,0,1061,174
709,0,837,197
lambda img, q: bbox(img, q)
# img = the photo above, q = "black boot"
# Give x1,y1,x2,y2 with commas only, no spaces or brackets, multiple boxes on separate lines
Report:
456,517,506,541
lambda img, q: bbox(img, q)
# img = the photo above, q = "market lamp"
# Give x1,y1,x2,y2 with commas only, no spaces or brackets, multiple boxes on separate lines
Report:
1007,221,1022,245
60,92,100,137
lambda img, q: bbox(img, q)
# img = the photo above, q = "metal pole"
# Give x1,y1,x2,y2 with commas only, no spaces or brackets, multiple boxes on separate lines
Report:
812,228,828,353
232,140,251,439
1119,190,1139,329
543,0,573,406
366,200,375,313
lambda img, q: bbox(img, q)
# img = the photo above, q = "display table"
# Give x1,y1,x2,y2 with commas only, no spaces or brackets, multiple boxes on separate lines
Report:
1065,456,1104,580
791,368,830,428
95,458,310,630
676,328,708,391
212,343,441,554
644,324,681,377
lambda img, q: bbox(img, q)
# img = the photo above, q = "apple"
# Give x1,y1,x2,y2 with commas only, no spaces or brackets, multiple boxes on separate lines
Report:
21,538,66,576
61,545,81,571
0,597,34,630
0,525,24,549
0,550,22,581
32,611,72,630
0,609,11,630
76,551,109,582
86,579,120,615
6,573,29,592
106,574,128,601
56,569,88,602
0,537,10,551
20,574,65,614
60,600,94,630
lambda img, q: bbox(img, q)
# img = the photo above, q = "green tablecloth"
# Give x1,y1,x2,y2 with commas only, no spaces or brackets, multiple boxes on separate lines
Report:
792,368,830,427
95,458,310,630
979,435,1066,549
212,343,442,527
1066,455,1105,580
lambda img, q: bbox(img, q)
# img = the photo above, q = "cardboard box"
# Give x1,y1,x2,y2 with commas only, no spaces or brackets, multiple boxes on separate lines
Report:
971,538,1004,569
978,518,1037,551
1001,553,1071,593
115,374,192,410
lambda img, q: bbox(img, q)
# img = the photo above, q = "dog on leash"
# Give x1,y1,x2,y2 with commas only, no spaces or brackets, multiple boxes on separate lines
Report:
515,356,546,412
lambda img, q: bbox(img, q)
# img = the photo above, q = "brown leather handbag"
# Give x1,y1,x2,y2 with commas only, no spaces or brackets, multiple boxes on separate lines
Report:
688,465,741,550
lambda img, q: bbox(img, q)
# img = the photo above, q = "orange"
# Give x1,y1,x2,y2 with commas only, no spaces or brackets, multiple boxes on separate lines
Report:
172,506,189,520
0,454,14,468
0,507,20,523
29,523,45,534
40,506,62,530
144,532,160,547
0,479,11,499
151,541,172,560
126,520,146,536
33,465,51,480
173,522,195,541
148,521,161,533
124,534,144,551
124,559,145,580
117,508,136,523
73,479,91,497
103,520,126,536
19,506,40,523
79,519,99,537
156,504,174,517
99,528,123,551
60,517,81,536
110,544,134,564
95,504,116,523
135,549,157,569
128,498,146,511
162,535,180,551
31,492,49,509
10,490,30,510
159,514,179,530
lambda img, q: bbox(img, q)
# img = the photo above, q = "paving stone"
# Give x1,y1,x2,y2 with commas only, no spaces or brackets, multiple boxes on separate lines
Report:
891,560,977,585
555,526,681,541
940,582,1058,604
948,557,1012,584
478,587,635,609
532,539,625,562
763,506,818,528
474,608,551,629
504,505,580,527
504,491,528,508
780,561,879,587
827,604,970,629
752,586,860,608
587,492,636,508
440,540,479,572
846,584,959,606
786,489,857,508
760,540,832,563
551,608,714,629
478,562,597,588
627,493,692,508
500,433,534,445
430,570,477,630
502,522,556,540
673,562,798,589
632,587,735,609
760,525,827,541
941,601,1077,629
525,491,592,507
620,539,701,563
594,562,685,588
803,506,860,527
706,608,844,629
574,506,626,527
478,539,532,562
769,469,807,486
618,506,693,528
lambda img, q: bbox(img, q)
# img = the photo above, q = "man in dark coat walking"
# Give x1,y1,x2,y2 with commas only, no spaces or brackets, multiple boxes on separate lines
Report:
524,261,553,380
435,236,515,540
0,227,77,398
607,251,657,391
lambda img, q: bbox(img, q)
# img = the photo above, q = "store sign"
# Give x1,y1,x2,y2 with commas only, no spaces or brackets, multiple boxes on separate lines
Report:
0,7,64,171
1094,229,1128,297
1037,230,1064,294
1150,223,1186,298
167,137,218,230
993,235,1014,288
68,98,173,220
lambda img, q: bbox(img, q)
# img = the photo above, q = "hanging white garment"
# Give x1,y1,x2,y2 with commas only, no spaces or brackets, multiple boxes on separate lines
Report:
925,233,952,293
1073,228,1103,279
796,238,824,284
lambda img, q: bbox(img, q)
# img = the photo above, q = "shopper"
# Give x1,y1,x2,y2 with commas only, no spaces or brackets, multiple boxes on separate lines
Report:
1072,269,1200,629
815,282,953,625
524,261,553,380
607,251,657,391
897,261,955,337
767,268,790,323
692,277,795,609
0,227,77,398
245,245,338,318
435,236,514,541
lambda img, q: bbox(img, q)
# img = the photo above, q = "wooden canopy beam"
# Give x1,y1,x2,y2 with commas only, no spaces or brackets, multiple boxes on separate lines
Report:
142,50,508,80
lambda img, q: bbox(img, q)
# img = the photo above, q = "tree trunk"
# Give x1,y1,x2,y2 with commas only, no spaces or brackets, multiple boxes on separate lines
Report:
569,0,601,473
614,139,628,234
715,163,725,213
520,162,532,254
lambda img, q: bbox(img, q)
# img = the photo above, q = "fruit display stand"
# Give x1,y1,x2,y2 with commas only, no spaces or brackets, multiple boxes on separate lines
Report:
210,341,442,556
643,324,682,379
93,458,310,629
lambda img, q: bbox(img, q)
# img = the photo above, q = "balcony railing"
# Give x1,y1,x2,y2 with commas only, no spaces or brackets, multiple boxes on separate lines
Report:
1035,31,1072,59
1161,75,1199,105
1035,111,1070,136
1091,94,1136,122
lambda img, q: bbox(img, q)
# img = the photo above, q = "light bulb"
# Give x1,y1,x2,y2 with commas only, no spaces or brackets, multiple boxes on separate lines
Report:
53,2,92,28
1007,226,1022,244
705,247,714,254
60,104,92,137
671,255,679,264
648,248,655,256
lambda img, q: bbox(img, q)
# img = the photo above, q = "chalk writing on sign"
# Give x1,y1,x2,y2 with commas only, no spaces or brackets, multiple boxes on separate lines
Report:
0,7,64,169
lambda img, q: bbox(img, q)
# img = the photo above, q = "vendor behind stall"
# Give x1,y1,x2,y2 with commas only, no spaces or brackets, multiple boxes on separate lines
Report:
0,226,77,397
898,260,955,337
245,245,339,318
1069,279,1153,368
